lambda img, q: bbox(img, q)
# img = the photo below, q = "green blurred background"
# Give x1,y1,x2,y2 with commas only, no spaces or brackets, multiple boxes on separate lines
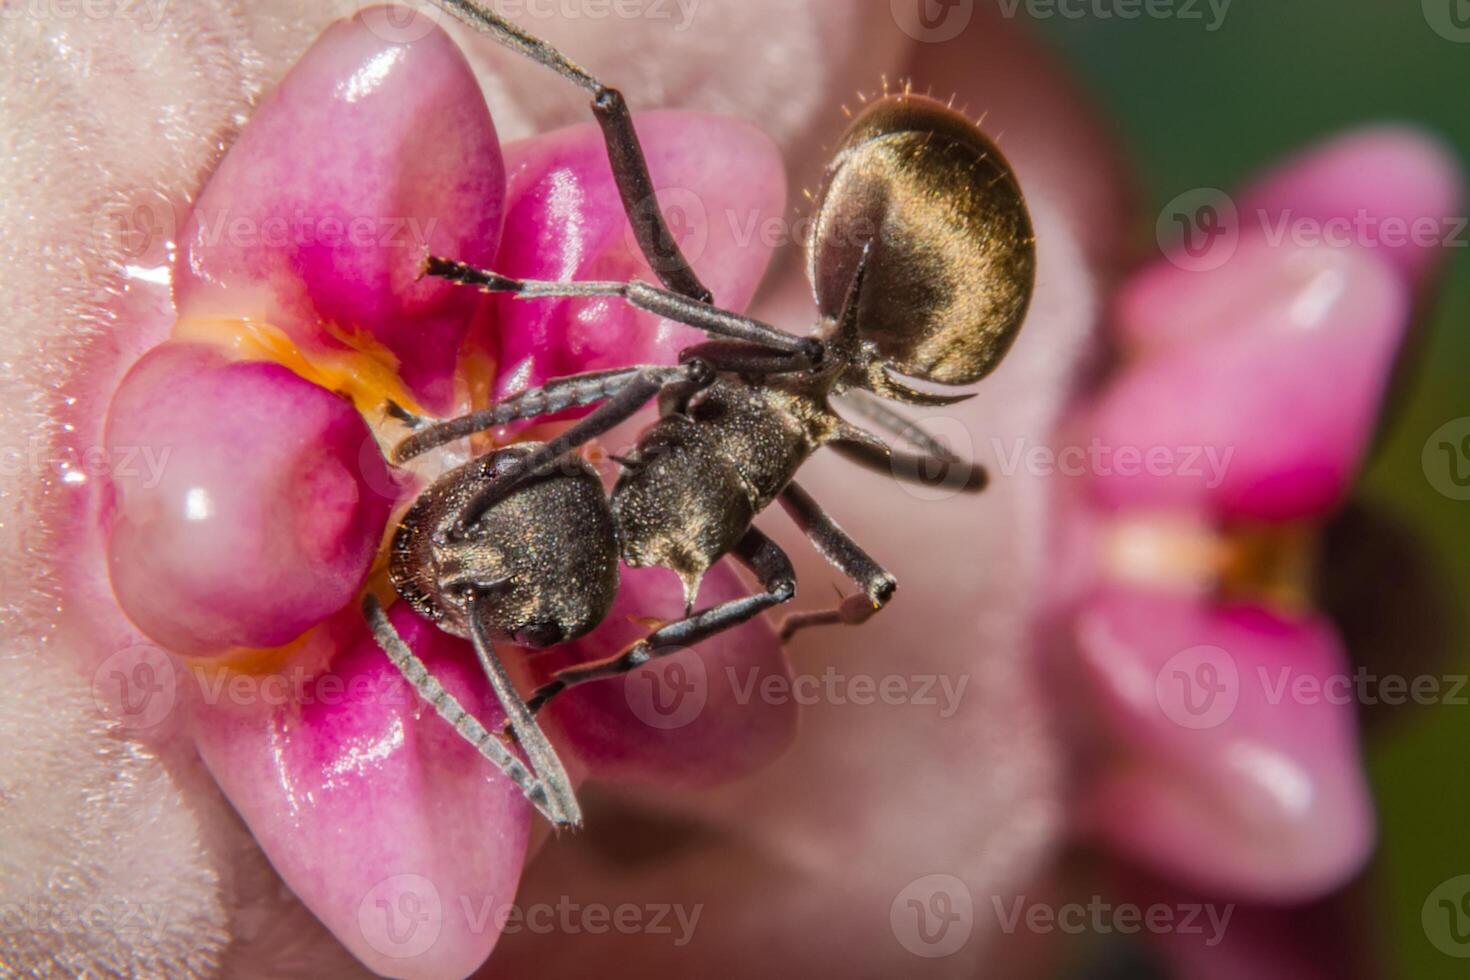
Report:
1036,2,1470,976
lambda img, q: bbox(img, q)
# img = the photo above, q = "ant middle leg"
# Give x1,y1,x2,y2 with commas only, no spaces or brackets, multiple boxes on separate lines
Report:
429,0,711,303
523,527,797,715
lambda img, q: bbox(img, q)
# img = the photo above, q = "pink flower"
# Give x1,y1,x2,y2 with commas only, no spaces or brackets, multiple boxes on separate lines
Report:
85,13,796,975
1048,126,1461,904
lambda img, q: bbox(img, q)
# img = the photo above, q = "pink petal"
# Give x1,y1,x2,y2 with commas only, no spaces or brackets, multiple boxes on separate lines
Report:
1127,127,1462,355
103,342,393,657
532,563,796,787
1240,125,1464,290
490,111,785,397
1071,588,1374,902
192,603,530,979
174,12,505,414
1091,239,1409,520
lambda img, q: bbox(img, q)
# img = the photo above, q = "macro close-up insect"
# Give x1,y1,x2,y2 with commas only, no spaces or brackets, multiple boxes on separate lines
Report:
6,0,1470,977
365,0,1036,829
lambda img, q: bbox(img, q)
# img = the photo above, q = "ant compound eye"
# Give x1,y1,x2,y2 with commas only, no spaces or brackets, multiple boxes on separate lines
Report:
808,95,1036,387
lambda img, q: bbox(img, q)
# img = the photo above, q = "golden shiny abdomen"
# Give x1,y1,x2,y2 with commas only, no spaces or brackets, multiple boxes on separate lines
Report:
808,94,1036,387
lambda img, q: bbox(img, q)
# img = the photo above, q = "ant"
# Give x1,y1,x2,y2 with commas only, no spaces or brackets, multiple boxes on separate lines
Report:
362,0,1036,828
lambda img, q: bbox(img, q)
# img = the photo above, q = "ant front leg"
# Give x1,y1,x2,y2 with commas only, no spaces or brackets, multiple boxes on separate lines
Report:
363,595,579,827
430,0,711,303
775,481,898,642
450,358,717,535
391,364,688,464
524,527,797,714
426,258,818,362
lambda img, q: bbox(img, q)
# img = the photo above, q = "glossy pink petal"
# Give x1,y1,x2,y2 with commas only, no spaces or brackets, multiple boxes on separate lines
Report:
533,563,796,787
174,12,505,413
1240,125,1464,289
1122,125,1461,353
192,604,530,979
1071,588,1374,902
490,111,785,399
1090,240,1409,520
103,342,392,657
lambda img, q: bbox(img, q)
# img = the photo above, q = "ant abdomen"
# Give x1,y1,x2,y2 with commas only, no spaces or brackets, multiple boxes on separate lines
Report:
808,93,1037,388
390,444,620,649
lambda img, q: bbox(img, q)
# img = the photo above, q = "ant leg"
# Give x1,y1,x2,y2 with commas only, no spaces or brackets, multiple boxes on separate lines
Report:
830,396,989,494
393,365,672,463
837,389,963,461
466,591,582,828
775,482,897,642
678,341,818,377
833,438,989,494
430,0,710,302
427,258,818,361
524,527,796,714
362,595,576,827
453,360,715,534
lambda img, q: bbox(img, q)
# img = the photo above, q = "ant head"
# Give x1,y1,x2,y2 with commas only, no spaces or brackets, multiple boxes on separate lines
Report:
808,93,1036,403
